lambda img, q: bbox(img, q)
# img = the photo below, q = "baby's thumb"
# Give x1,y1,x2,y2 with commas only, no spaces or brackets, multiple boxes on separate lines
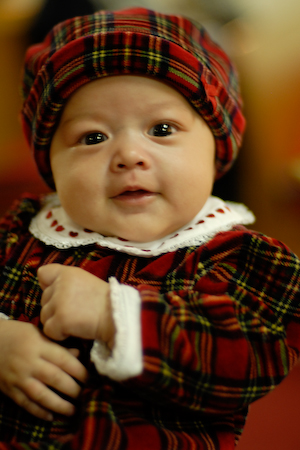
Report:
37,263,62,290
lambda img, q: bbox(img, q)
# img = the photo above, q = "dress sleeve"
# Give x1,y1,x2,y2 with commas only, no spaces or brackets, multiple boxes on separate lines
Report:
0,195,40,265
122,230,300,416
0,195,41,319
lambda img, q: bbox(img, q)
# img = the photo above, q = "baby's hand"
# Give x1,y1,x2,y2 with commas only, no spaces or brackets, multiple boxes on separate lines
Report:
38,264,115,348
0,320,88,421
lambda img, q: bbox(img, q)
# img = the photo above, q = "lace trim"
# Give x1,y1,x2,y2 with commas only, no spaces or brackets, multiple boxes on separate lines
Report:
29,194,255,257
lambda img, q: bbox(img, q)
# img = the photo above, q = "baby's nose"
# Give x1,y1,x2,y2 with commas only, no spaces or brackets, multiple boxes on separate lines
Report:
110,137,151,171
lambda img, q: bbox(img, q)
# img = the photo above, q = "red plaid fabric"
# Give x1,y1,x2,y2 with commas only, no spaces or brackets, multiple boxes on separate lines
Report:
21,7,245,189
0,195,299,449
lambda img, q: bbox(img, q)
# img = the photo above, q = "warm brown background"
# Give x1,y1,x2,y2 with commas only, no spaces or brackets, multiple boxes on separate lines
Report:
0,1,299,449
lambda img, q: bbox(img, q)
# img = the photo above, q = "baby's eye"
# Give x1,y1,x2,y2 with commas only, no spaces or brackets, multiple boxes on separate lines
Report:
148,123,176,137
81,132,107,145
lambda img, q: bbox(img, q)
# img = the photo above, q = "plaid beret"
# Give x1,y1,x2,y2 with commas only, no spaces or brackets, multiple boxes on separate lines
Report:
21,7,246,189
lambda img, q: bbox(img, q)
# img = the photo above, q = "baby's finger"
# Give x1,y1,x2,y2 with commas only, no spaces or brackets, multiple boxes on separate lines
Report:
38,264,63,291
23,378,76,417
43,344,88,384
42,315,67,341
67,348,80,358
40,301,53,325
35,360,83,400
40,283,55,307
9,386,54,421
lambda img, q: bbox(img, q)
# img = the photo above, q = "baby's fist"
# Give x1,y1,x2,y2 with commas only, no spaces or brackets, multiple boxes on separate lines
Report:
38,264,115,346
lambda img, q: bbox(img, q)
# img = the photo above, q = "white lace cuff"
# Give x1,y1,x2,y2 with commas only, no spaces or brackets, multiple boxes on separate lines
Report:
90,277,143,381
0,313,9,320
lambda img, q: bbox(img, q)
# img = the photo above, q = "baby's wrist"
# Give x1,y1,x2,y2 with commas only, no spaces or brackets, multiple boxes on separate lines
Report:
96,285,116,348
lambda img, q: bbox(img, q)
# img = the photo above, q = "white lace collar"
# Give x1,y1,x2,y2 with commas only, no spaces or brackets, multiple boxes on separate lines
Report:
29,194,255,257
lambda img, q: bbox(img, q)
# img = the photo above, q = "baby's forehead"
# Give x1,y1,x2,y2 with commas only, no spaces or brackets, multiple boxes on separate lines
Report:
63,75,197,110
59,75,201,126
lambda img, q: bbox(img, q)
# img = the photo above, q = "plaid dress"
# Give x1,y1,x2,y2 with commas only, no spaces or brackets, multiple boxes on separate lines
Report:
0,194,299,450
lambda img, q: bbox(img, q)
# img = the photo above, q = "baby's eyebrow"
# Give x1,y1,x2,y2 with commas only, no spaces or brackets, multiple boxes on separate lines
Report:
60,100,195,128
59,112,104,127
142,100,189,112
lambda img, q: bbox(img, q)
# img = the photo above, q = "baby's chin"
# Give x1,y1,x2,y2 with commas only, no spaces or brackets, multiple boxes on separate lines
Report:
102,232,164,244
79,216,189,244
99,227,178,244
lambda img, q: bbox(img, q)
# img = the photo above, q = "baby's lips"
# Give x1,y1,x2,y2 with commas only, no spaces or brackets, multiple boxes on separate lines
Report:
111,184,153,198
119,189,151,196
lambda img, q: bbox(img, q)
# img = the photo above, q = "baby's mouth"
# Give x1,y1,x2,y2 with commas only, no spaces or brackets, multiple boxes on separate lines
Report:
112,187,156,205
118,189,151,198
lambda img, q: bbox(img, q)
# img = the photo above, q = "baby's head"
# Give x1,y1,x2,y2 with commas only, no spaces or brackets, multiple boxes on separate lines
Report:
21,7,245,242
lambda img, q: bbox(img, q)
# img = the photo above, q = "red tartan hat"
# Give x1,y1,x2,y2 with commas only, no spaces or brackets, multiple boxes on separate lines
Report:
21,7,245,189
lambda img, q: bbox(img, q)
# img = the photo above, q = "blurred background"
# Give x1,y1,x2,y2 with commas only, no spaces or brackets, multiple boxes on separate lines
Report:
0,1,300,448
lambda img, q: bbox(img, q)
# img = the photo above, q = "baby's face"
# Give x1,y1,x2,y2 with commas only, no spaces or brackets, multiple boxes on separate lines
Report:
50,75,215,242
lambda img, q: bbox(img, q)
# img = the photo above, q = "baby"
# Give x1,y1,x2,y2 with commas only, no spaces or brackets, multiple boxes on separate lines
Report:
0,7,299,450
